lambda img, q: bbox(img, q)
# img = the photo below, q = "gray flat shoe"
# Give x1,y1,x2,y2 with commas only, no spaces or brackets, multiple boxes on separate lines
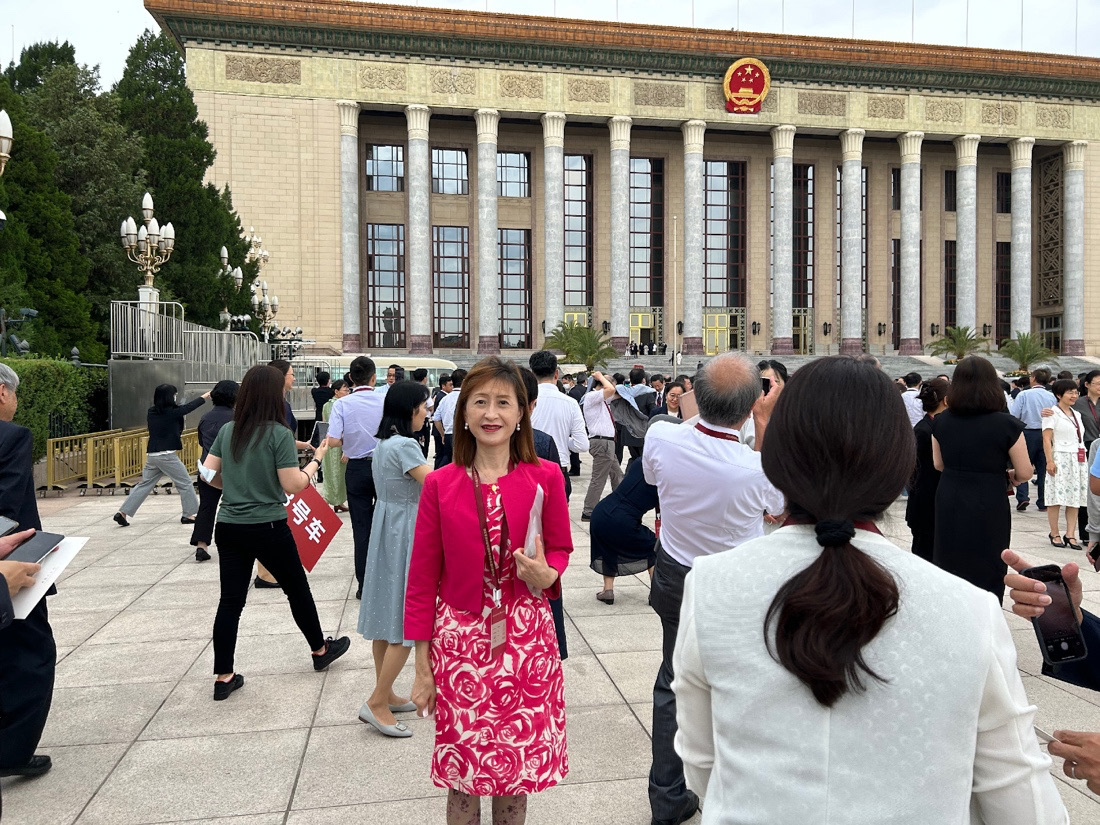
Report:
389,701,417,713
359,703,412,738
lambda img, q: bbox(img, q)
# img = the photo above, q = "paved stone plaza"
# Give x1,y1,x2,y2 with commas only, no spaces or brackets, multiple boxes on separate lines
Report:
3,455,1100,823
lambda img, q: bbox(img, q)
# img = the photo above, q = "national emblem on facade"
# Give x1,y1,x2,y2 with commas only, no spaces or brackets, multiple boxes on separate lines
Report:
723,58,771,114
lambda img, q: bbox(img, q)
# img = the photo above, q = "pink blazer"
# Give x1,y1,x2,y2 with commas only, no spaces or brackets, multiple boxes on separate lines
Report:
404,458,573,641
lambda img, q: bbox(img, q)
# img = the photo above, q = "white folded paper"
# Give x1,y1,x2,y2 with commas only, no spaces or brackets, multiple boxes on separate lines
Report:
11,536,87,619
522,484,545,596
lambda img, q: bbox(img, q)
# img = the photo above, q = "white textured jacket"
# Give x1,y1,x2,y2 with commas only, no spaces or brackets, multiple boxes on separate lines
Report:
673,524,1068,825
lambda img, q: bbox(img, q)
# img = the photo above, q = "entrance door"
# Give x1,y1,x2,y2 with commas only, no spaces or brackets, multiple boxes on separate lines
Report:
792,308,814,355
630,312,655,347
563,310,589,328
703,313,730,355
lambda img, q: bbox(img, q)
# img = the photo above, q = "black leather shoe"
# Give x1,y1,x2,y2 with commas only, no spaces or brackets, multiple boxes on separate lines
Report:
253,576,281,589
581,514,592,522
113,512,130,527
195,547,211,562
213,673,244,701
0,754,52,777
312,635,351,671
652,796,699,825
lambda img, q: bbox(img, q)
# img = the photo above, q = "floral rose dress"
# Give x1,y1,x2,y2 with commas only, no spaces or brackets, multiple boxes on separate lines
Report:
429,481,568,795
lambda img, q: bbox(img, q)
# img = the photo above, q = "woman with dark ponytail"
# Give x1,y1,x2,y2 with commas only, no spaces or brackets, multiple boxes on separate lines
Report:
671,356,1066,823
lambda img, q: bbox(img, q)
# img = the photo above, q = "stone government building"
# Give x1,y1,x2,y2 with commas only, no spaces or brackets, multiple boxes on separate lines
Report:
146,0,1100,357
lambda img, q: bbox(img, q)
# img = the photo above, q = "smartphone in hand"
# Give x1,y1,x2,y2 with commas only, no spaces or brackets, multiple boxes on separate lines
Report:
1022,564,1088,665
1088,542,1100,573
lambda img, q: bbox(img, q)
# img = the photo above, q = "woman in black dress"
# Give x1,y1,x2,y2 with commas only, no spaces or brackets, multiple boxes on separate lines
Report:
932,357,1032,598
589,456,658,605
905,378,949,563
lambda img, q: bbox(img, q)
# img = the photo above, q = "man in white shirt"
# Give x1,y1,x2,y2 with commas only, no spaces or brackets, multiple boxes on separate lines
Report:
529,351,589,500
431,368,466,469
901,372,923,428
374,363,402,399
581,371,623,520
326,356,385,600
643,352,784,825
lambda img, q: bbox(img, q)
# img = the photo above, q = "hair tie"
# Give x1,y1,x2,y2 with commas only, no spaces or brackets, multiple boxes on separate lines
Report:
815,519,856,548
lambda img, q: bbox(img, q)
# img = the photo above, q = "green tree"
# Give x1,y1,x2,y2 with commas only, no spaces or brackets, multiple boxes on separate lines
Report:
0,78,98,359
24,62,148,346
114,31,253,329
928,326,987,361
4,41,76,93
999,332,1057,372
544,321,618,371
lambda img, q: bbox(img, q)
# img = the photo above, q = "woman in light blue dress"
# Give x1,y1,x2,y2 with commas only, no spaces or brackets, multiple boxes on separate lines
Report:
357,380,432,737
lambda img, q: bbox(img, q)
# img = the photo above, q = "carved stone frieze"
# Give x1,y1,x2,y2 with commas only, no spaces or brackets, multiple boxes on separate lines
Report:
796,91,846,117
225,55,301,84
1036,104,1072,129
358,65,407,92
567,77,611,103
634,81,685,108
499,72,545,99
981,102,1020,126
867,95,905,119
429,68,476,95
705,85,726,111
760,90,778,113
925,99,964,123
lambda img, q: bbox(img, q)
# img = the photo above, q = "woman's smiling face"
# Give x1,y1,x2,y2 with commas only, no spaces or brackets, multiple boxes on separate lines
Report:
464,379,521,449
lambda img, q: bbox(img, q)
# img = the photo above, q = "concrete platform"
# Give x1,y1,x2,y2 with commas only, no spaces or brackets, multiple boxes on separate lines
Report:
3,456,1099,823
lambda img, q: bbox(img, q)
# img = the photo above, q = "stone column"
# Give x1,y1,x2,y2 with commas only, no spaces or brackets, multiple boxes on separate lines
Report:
608,116,632,354
770,125,796,355
897,131,924,355
839,128,865,355
337,101,361,353
475,109,501,354
542,112,566,339
1009,136,1035,340
953,134,980,332
405,105,432,354
681,120,706,356
1063,140,1087,355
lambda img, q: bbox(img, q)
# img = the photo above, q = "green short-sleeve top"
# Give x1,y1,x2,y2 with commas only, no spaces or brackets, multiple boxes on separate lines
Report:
210,421,300,524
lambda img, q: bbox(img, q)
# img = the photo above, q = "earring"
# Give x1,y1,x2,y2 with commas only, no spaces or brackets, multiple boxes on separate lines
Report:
464,422,469,430
516,423,521,431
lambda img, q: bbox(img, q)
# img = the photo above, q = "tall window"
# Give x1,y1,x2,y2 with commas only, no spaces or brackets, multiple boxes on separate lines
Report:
364,224,405,349
996,172,1012,214
834,165,868,318
891,239,902,350
431,226,470,347
365,145,404,192
995,241,1011,343
944,169,957,212
792,164,814,309
629,158,664,307
497,152,530,198
944,240,957,330
564,155,593,307
498,229,531,349
703,160,747,308
431,148,468,195
890,167,901,210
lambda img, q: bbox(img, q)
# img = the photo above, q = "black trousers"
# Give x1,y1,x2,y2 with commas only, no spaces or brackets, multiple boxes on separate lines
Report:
212,519,325,674
909,525,935,564
417,423,431,459
189,476,222,547
434,433,454,470
0,598,56,769
648,542,698,821
568,450,581,475
345,457,377,588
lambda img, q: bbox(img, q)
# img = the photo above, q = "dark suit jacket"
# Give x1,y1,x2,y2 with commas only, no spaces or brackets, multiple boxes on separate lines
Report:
0,582,12,629
0,421,42,532
1046,609,1100,692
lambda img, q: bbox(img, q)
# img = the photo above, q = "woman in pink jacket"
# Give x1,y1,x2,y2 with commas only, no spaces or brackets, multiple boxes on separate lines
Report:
405,356,573,825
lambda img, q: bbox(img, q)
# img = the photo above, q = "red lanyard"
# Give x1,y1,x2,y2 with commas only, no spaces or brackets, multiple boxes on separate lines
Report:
1088,399,1099,429
695,423,740,442
1059,407,1084,445
472,468,511,605
352,386,374,393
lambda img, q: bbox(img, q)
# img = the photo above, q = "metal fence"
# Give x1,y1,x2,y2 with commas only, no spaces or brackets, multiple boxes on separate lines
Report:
42,429,122,493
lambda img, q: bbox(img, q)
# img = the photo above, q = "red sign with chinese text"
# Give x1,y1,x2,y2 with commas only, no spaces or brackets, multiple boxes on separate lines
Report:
723,58,771,114
285,484,343,572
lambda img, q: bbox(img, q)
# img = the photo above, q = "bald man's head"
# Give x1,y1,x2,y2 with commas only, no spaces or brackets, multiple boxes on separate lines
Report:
693,353,761,428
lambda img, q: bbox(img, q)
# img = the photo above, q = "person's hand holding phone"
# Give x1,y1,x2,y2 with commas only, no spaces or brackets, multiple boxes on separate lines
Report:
1048,730,1100,794
1002,549,1083,623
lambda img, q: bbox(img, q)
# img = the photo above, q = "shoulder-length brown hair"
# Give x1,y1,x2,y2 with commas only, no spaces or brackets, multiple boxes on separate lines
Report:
947,356,1007,415
231,365,287,460
452,357,539,468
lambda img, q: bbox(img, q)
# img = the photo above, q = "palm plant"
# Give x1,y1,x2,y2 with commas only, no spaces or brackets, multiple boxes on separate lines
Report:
928,326,987,361
998,332,1057,371
543,320,618,372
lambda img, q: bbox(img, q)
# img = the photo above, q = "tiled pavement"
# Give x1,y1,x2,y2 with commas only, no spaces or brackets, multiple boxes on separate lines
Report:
4,457,1100,823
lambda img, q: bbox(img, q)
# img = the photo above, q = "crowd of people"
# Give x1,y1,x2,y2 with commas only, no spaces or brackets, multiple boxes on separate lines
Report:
5,350,1100,823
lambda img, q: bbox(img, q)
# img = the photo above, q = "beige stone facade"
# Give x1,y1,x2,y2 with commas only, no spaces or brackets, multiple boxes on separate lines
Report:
152,0,1100,356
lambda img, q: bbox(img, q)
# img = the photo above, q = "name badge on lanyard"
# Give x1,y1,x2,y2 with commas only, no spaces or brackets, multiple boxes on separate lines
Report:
473,468,510,659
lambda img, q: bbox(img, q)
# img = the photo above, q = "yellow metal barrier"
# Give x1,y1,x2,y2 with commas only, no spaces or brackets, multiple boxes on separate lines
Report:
84,429,144,494
179,429,201,475
41,429,121,494
113,430,151,492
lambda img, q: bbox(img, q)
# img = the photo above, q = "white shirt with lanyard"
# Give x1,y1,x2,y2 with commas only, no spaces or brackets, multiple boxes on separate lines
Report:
1043,406,1087,460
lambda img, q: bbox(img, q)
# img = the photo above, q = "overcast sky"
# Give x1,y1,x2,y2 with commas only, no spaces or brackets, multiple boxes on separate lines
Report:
6,0,1100,90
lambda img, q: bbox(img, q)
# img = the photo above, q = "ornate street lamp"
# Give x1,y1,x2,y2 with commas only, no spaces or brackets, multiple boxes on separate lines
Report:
120,192,176,289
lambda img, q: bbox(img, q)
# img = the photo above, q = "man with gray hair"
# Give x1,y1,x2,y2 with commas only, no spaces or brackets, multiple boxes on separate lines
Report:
0,362,57,782
642,352,784,825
